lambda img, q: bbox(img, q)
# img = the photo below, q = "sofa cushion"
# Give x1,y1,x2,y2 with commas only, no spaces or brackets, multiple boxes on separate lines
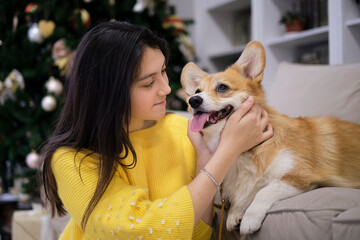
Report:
250,188,360,240
267,62,360,124
333,207,360,240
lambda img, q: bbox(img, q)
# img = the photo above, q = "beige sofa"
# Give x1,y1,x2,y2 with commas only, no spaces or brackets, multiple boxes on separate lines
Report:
212,62,360,240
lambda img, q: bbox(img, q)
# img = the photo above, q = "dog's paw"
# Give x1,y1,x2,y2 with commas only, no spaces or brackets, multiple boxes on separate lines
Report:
226,213,242,231
239,211,265,235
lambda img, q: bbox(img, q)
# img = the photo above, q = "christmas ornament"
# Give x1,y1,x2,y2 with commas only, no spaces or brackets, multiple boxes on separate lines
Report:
4,69,25,92
162,15,185,35
133,0,155,15
52,39,73,76
71,9,91,29
52,38,71,60
25,3,39,13
0,81,5,104
38,20,55,38
45,76,63,95
0,85,14,105
55,53,73,76
26,151,41,169
178,34,196,61
41,95,57,112
24,3,40,23
28,23,44,43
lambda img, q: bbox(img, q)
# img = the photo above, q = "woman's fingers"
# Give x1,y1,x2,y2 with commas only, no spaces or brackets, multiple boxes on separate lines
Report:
229,96,255,122
262,123,273,141
260,108,269,131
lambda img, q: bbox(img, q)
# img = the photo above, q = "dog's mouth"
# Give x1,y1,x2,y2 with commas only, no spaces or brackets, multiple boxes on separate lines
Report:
190,105,233,132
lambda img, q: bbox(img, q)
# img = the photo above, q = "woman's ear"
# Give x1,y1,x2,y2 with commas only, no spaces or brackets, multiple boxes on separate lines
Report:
181,62,208,95
232,41,266,81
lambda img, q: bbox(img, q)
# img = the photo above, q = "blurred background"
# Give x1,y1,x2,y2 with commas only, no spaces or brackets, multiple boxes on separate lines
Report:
0,0,196,239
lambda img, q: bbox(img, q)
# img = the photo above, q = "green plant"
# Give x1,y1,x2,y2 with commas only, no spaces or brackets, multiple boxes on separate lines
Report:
279,11,307,25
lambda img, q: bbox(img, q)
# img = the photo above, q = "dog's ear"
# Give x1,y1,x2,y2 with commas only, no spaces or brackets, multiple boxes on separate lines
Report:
232,41,266,82
181,62,207,95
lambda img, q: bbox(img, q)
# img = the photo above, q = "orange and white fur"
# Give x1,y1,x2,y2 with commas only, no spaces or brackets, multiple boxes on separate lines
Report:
180,41,360,235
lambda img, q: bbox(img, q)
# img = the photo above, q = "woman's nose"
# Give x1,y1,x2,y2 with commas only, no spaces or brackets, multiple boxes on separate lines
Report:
159,75,171,96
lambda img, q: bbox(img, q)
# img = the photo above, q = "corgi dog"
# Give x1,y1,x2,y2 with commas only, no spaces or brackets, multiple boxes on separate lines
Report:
180,41,360,235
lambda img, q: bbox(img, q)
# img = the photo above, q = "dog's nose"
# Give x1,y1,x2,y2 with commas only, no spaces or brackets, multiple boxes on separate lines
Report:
189,96,203,108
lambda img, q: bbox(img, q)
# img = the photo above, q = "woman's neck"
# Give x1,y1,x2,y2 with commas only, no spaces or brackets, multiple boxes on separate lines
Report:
129,120,158,132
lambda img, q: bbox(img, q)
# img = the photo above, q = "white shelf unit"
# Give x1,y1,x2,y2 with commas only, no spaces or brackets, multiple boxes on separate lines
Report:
193,0,360,92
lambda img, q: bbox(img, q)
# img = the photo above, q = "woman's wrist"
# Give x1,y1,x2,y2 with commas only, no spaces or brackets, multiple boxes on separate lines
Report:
202,145,239,185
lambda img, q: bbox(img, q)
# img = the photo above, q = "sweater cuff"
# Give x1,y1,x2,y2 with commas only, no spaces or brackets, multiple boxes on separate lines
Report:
193,220,213,240
169,186,195,237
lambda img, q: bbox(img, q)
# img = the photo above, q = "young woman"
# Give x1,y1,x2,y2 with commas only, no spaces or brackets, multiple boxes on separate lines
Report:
41,21,272,240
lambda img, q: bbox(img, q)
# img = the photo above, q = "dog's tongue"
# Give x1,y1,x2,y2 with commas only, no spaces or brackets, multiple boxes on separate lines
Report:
191,113,210,132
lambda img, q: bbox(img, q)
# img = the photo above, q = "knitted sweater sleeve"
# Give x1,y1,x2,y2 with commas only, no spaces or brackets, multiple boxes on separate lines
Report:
52,148,211,240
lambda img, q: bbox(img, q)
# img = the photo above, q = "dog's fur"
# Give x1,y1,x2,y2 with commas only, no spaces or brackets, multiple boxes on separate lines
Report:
180,41,360,235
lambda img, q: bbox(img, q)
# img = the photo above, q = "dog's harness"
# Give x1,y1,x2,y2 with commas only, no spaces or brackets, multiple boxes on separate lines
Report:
219,188,225,240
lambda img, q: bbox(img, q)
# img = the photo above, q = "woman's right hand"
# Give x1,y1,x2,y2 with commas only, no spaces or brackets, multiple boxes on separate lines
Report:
218,96,273,159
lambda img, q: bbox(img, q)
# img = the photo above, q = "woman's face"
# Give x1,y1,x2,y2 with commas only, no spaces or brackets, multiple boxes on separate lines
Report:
129,47,171,131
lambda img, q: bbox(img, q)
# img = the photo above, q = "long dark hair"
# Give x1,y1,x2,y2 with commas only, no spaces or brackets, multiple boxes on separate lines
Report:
41,21,169,229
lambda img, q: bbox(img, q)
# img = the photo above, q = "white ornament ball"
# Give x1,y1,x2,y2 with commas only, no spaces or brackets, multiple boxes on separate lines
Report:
26,151,41,169
45,77,63,95
41,95,57,112
28,23,44,43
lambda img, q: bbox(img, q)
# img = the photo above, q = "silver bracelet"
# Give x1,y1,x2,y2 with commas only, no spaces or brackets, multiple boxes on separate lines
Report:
200,169,221,192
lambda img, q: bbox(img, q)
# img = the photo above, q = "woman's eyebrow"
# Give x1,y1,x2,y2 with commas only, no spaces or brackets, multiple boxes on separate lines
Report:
137,61,166,81
138,72,156,81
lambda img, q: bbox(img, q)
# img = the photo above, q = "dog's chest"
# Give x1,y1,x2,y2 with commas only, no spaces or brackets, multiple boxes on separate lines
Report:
222,152,257,200
202,122,225,152
202,126,259,203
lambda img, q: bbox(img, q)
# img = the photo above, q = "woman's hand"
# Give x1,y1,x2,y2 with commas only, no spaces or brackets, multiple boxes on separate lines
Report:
188,119,212,174
218,96,273,159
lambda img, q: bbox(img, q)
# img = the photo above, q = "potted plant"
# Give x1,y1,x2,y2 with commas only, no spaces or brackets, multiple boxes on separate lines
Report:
279,11,307,32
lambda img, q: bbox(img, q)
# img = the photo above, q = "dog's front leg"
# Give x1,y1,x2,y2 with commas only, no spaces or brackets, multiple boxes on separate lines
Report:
240,180,304,235
226,203,244,231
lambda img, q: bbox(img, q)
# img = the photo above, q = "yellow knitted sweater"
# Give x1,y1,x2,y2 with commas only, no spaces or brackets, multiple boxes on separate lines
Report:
52,113,212,240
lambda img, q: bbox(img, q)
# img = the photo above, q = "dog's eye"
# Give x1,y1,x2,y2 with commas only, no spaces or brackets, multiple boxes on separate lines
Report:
217,84,229,92
195,89,201,94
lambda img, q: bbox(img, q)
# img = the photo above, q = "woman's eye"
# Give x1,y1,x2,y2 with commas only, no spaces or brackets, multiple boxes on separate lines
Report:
217,84,229,92
161,68,167,74
144,81,154,87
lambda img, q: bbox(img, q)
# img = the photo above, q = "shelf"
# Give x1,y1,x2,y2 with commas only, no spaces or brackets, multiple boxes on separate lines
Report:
207,0,250,13
195,0,360,89
208,44,247,60
267,26,329,48
346,18,360,27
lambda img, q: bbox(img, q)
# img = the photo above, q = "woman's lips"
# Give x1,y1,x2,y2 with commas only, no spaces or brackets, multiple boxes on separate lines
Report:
155,100,166,106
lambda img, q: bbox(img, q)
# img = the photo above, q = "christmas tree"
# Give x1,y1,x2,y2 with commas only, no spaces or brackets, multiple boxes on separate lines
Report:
0,0,196,200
